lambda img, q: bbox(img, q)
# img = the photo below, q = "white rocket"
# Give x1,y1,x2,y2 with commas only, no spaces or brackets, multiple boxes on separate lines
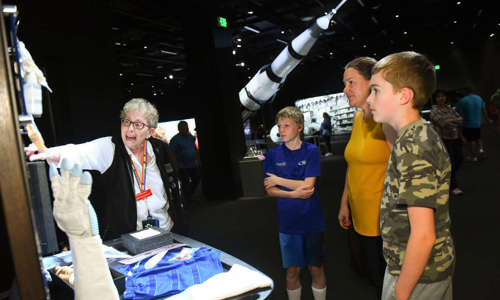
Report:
239,0,348,124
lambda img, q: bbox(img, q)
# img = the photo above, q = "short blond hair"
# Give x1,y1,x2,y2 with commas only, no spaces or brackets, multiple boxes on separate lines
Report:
372,51,436,109
276,106,304,126
120,98,159,128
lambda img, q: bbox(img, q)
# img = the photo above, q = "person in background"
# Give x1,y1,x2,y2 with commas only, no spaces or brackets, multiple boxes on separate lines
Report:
25,98,184,240
255,123,267,140
263,106,327,300
430,90,464,196
367,51,455,300
455,87,491,161
320,112,333,156
338,56,395,299
487,89,500,133
169,120,201,211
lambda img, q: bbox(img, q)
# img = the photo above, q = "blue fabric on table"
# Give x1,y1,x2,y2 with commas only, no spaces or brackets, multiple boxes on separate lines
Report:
120,246,223,299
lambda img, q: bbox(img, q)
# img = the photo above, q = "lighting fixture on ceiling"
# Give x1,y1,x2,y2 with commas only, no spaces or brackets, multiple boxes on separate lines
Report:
243,25,260,33
160,50,178,55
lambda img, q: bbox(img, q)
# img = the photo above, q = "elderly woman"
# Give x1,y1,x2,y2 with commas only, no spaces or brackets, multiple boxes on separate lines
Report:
337,57,396,299
25,98,182,240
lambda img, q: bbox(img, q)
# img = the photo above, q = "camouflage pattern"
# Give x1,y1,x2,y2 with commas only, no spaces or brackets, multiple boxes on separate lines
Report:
380,119,455,283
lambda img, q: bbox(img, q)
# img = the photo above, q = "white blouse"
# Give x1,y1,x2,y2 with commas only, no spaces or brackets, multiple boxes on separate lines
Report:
54,137,172,231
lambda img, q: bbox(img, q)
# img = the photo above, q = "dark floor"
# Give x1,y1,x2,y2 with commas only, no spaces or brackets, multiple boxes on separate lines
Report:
186,124,500,300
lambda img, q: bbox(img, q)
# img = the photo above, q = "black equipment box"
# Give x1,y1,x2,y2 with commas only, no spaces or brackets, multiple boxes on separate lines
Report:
121,227,173,255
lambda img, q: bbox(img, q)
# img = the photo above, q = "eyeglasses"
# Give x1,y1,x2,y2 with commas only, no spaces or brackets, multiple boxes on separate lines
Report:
121,118,149,130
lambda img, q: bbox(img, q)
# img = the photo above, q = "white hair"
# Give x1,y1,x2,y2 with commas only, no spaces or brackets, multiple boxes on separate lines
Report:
120,98,159,128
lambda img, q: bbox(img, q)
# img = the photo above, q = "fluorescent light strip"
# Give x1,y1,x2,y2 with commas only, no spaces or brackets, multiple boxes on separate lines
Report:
160,50,178,55
244,26,260,33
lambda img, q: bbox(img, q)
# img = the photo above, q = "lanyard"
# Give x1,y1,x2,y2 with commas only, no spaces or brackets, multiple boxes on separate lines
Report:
130,142,148,192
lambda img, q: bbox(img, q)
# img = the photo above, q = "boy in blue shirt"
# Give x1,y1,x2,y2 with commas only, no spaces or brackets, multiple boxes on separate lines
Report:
263,106,327,300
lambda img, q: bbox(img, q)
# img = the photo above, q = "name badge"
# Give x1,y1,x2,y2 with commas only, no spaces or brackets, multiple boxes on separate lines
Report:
136,189,152,201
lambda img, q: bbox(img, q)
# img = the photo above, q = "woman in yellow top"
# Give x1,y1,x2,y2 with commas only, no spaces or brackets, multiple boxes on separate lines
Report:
338,57,396,299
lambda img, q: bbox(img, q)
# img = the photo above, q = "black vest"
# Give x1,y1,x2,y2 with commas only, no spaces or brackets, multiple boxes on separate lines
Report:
89,135,183,241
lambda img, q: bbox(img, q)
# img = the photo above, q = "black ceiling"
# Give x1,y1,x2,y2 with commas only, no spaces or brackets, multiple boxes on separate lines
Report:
109,0,499,97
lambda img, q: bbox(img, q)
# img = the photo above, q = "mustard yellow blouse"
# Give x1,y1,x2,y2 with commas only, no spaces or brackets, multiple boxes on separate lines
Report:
344,111,390,236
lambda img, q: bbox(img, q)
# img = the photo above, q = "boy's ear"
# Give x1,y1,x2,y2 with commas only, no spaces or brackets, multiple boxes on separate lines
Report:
399,87,414,106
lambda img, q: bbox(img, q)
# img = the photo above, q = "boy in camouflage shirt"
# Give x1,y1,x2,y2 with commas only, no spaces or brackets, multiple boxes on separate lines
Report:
366,51,455,300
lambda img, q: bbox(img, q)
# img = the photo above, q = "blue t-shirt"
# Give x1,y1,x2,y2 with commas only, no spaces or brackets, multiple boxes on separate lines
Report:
263,142,325,234
169,134,198,169
456,94,485,128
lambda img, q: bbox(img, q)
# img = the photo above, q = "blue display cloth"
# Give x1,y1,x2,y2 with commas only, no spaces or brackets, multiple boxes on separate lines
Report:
119,246,224,299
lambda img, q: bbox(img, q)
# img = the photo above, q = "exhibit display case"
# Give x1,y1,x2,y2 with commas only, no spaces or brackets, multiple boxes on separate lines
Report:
295,92,357,135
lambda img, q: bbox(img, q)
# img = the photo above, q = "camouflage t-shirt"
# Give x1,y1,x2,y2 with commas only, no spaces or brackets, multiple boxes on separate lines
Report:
380,119,455,283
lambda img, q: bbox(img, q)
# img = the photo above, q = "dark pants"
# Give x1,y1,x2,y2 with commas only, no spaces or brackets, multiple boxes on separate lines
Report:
178,167,200,210
443,138,463,189
348,229,386,299
322,134,331,153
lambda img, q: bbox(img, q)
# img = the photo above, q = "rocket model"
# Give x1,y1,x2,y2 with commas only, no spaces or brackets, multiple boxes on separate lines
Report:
239,0,348,123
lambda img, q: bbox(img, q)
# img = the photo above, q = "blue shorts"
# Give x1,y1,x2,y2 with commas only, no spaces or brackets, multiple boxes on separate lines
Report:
279,232,325,268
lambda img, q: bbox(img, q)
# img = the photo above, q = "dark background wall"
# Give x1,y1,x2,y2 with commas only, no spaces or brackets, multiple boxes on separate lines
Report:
13,0,247,201
15,1,122,144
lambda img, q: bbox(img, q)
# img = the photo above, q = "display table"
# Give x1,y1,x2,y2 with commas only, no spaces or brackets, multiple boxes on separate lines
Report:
47,233,273,299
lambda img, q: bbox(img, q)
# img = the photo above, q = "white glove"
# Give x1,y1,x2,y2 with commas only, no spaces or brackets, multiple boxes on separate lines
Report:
49,158,97,237
49,158,119,300
69,236,120,300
